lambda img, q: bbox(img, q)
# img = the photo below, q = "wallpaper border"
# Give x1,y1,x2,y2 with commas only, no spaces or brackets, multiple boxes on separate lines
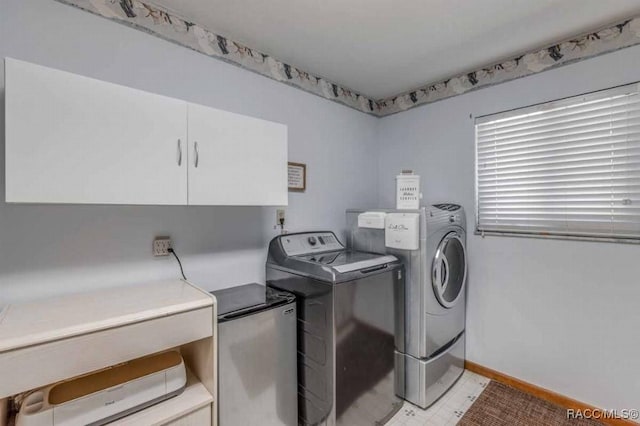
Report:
53,0,640,117
54,0,380,115
378,16,640,115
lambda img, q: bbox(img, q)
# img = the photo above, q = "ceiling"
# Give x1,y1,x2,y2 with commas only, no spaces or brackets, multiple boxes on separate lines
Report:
148,0,640,100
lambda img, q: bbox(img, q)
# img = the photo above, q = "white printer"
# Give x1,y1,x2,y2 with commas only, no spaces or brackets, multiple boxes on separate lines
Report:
15,351,187,426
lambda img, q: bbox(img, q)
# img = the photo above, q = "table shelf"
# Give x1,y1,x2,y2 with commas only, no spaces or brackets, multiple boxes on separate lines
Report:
0,279,217,426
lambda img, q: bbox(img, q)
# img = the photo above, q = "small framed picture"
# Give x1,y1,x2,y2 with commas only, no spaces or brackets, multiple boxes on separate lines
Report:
288,162,306,192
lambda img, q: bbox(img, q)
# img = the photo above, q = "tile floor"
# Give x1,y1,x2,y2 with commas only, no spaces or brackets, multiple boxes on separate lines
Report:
386,371,491,426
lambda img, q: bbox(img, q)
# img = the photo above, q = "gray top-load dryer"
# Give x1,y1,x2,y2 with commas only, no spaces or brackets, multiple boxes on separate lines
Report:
266,231,404,426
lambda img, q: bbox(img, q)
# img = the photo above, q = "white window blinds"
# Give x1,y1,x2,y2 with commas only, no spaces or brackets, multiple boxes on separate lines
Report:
475,83,640,240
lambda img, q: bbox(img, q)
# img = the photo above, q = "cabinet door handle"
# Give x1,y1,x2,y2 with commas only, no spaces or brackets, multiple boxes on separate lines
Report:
194,141,199,168
177,139,182,166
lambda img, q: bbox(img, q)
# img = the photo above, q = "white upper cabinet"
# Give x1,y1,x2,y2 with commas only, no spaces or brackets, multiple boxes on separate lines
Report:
187,103,288,206
4,58,288,206
5,58,188,205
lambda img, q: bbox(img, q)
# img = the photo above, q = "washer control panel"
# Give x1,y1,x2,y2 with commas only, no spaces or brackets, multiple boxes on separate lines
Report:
280,232,343,256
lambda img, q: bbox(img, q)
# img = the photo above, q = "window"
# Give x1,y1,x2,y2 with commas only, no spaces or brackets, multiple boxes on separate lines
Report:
475,83,640,241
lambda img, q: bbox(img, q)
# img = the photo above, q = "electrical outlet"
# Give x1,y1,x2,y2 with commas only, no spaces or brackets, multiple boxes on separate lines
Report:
276,209,286,226
153,236,172,256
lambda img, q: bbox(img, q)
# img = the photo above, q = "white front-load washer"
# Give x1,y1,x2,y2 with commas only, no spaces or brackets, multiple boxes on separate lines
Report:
347,204,468,408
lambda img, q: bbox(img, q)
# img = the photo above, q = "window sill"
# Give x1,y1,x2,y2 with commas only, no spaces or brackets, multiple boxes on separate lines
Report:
474,230,640,245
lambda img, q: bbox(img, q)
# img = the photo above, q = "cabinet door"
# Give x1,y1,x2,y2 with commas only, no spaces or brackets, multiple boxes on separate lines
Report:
187,103,288,206
5,58,188,204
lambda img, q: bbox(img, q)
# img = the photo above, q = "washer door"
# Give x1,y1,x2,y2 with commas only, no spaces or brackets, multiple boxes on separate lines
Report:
432,232,467,308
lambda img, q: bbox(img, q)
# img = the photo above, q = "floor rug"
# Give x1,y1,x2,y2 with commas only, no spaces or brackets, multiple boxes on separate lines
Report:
458,381,603,426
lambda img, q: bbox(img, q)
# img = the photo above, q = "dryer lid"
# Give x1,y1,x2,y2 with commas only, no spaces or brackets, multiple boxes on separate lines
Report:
297,251,398,273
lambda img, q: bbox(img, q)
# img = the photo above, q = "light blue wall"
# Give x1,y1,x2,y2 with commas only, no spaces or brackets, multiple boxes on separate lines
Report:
0,0,379,302
377,43,640,411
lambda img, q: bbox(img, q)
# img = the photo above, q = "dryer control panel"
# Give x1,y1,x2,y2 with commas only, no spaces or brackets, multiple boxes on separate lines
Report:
280,232,344,256
431,204,464,226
